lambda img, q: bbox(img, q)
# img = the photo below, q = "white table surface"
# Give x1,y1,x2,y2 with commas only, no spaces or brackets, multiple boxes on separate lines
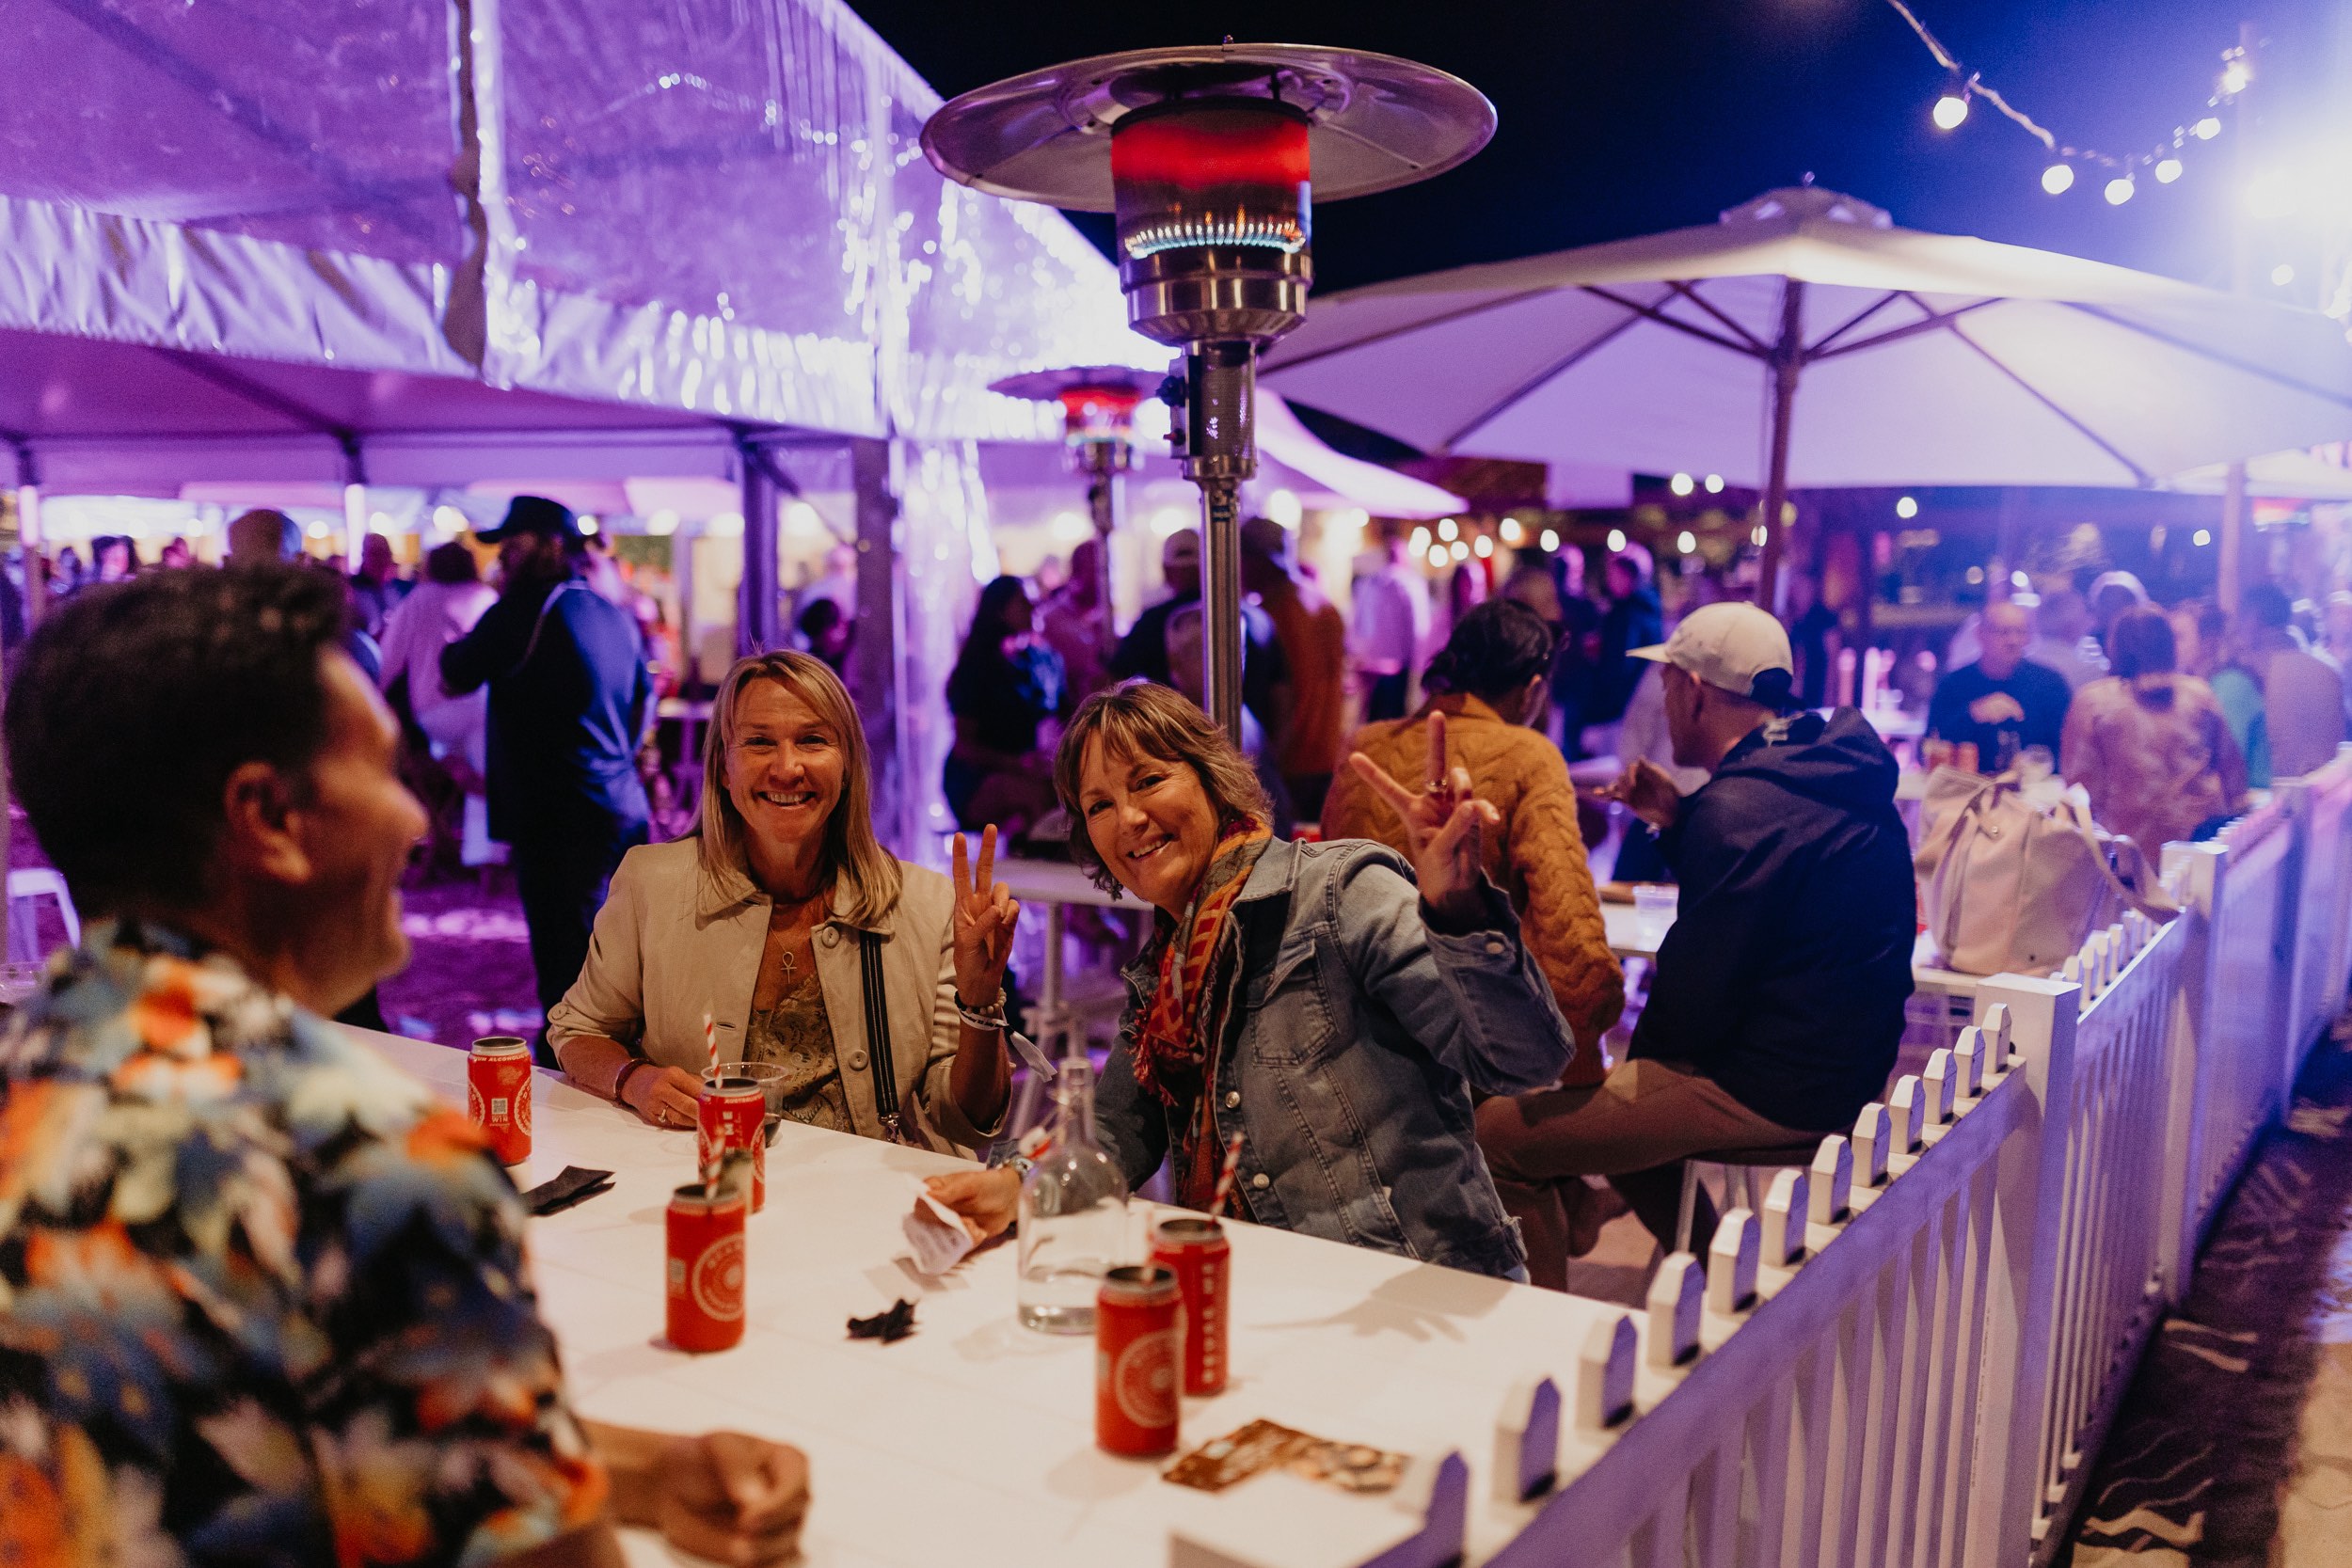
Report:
1603,904,1983,1002
357,1029,1625,1568
994,855,1131,911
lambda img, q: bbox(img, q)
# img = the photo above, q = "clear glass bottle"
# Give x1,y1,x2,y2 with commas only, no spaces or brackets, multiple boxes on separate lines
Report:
1017,1056,1130,1334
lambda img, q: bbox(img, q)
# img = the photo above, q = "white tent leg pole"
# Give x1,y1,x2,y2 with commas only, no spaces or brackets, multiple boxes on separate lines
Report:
2219,461,2249,615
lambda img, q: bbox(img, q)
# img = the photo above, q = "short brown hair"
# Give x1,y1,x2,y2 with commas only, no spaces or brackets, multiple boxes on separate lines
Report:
1054,681,1270,893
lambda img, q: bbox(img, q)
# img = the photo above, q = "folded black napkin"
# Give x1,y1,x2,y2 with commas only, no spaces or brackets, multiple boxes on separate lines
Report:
848,1299,917,1343
522,1166,614,1215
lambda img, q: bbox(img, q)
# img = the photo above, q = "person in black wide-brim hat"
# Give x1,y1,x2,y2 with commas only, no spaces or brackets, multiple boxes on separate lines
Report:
441,496,653,1060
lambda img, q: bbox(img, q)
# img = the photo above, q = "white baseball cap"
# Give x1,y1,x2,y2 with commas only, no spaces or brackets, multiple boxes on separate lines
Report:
1631,602,1796,706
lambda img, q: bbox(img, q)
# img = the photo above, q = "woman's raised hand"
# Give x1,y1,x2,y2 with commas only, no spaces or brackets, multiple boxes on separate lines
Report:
950,825,1020,1006
1346,710,1500,927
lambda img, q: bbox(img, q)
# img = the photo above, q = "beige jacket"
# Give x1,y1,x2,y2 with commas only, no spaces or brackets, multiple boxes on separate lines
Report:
547,838,998,1156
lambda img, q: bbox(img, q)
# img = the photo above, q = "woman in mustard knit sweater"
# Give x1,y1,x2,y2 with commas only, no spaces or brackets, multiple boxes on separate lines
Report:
1324,599,1626,1081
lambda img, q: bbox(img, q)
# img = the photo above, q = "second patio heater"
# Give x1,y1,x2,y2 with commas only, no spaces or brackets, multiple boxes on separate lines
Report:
989,364,1161,653
926,43,1493,736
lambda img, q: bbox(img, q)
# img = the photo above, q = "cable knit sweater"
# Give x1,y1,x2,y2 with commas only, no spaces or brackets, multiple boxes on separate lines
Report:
1323,694,1625,1085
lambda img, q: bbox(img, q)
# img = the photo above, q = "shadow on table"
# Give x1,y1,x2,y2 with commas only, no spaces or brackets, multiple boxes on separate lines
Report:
1248,1261,1513,1342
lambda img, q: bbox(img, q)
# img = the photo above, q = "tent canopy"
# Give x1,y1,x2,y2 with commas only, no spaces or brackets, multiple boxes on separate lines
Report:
1263,187,2352,492
0,0,1153,483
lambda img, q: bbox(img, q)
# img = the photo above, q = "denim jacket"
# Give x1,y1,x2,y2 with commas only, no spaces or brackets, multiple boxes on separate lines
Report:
1096,837,1578,1278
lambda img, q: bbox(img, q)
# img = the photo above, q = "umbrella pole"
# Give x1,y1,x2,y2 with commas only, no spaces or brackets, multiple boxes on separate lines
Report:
1756,279,1804,618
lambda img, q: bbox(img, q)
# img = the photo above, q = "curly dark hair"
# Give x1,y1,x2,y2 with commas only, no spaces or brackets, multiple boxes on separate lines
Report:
5,563,352,914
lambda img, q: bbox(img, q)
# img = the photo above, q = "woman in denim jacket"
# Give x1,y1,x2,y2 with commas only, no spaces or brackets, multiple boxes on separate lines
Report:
933,681,1578,1280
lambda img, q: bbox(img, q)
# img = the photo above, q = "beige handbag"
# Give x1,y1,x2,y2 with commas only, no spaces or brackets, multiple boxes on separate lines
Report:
1915,767,2177,976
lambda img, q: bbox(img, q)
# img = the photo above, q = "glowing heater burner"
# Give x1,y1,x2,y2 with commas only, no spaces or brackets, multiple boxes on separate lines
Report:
927,44,1492,736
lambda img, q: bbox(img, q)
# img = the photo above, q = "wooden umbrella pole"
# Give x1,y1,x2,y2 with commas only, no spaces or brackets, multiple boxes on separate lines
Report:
1756,278,1805,619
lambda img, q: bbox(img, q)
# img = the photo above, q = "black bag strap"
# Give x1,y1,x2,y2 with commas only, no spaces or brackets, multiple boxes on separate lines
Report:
858,930,901,1130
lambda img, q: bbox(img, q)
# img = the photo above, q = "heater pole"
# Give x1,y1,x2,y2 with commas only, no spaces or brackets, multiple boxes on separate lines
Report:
1184,342,1258,740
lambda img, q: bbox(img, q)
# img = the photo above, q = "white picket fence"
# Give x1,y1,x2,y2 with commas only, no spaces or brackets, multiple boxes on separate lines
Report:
1494,745,2352,1568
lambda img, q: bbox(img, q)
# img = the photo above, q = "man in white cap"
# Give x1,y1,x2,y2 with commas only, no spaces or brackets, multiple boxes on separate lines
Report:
1476,602,1915,1283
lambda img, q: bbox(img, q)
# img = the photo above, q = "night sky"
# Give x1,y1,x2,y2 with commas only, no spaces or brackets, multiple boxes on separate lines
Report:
855,0,2347,303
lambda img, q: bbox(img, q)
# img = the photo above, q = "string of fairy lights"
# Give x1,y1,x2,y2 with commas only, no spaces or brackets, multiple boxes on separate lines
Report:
1886,0,2248,208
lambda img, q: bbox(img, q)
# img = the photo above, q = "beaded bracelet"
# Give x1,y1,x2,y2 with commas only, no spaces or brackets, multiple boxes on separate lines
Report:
955,989,1008,1032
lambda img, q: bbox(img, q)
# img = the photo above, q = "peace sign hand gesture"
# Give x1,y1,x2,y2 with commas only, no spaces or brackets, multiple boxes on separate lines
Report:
950,825,1020,1006
1346,710,1501,929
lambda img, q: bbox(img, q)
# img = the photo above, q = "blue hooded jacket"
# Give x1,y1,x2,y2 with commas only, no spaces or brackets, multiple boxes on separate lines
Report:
1631,708,1915,1131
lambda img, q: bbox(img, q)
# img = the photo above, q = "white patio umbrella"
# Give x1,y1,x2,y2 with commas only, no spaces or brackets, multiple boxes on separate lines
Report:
1261,185,2352,597
2164,449,2352,501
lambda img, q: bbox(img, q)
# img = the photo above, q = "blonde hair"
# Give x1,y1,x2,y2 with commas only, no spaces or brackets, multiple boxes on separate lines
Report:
695,652,901,925
1054,680,1271,894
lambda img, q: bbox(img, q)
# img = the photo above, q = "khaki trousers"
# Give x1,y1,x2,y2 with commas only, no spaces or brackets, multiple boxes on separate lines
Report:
1475,1059,1814,1290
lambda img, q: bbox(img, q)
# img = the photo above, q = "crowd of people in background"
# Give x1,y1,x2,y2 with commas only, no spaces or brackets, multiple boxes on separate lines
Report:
1925,564,2345,845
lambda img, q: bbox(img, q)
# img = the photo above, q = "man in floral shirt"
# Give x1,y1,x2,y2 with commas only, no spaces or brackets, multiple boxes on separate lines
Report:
0,564,805,1566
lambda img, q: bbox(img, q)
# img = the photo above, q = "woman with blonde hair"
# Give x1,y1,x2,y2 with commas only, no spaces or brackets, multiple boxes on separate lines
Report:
927,680,1577,1278
549,651,1013,1152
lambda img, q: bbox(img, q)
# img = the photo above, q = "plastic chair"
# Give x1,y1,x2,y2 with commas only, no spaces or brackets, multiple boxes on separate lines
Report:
7,868,79,962
1674,1139,1823,1255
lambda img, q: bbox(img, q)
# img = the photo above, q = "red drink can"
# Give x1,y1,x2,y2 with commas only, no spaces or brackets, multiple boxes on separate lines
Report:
1151,1214,1231,1397
697,1074,767,1213
1095,1264,1182,1458
467,1037,532,1165
666,1181,748,1353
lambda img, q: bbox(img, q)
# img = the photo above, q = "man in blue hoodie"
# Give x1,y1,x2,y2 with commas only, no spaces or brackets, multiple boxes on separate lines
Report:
1477,603,1915,1282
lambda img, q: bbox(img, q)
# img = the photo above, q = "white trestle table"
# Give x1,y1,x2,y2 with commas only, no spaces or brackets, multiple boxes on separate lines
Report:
358,1030,1629,1568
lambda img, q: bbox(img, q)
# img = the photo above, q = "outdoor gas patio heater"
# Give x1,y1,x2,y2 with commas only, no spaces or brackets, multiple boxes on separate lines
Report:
988,364,1160,654
927,43,1493,736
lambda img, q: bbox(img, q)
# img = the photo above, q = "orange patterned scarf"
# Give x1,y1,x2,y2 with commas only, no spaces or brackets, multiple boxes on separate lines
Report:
1128,817,1273,1211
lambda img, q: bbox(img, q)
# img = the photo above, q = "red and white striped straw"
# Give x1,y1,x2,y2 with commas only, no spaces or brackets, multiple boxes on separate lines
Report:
1210,1132,1246,1216
704,1007,718,1083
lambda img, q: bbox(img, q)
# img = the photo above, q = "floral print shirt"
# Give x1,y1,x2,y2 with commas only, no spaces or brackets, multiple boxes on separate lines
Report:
0,922,606,1566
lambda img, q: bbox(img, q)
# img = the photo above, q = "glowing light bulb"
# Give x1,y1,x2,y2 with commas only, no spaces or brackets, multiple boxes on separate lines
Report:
2042,163,2075,196
2192,117,2221,141
1895,496,1919,520
578,515,600,536
1668,472,1695,498
1539,529,1561,552
2193,528,2214,547
1751,525,1768,546
431,505,467,534
1931,93,1969,131
1266,489,1302,528
1606,528,1627,553
2104,176,2136,206
1449,540,1470,562
1410,526,1431,554
1426,545,1448,569
2273,263,2296,286
2010,570,2030,590
1473,535,1494,559
1438,517,1458,542
2154,158,2184,184
1500,517,1524,545
2247,171,2296,218
1964,565,1985,585
2219,58,2251,97
1703,474,1724,494
647,509,679,536
1677,531,1696,555
304,519,330,540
